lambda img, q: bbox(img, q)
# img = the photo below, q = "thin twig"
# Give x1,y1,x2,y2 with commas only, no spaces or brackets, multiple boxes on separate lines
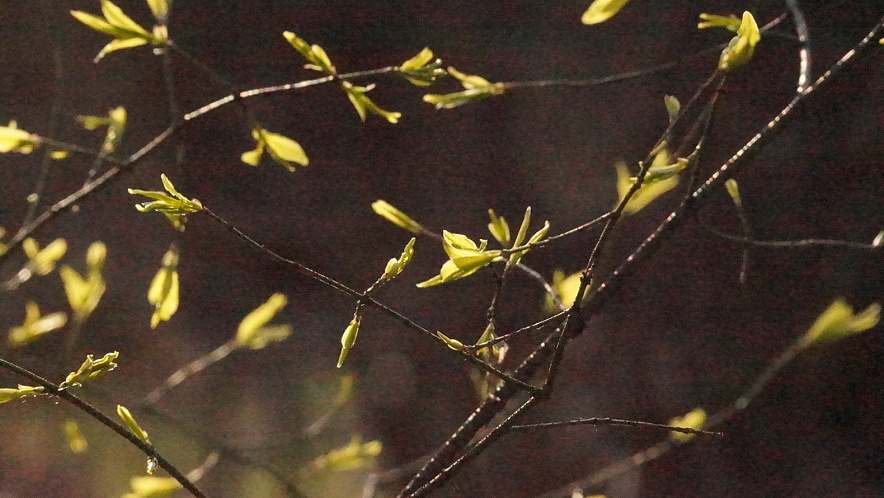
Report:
508,417,723,438
786,0,812,93
0,358,206,498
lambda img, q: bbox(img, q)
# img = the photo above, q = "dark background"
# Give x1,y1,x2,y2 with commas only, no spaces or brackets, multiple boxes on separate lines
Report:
1,1,882,497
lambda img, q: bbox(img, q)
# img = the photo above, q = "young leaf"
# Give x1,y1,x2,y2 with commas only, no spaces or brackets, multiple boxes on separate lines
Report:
341,82,402,123
0,121,37,154
282,31,336,75
22,237,67,275
697,13,741,31
371,200,424,233
436,331,465,351
337,315,362,368
146,0,169,22
147,246,179,328
725,179,743,207
62,352,119,387
487,209,511,245
417,232,501,287
663,95,680,124
63,420,88,453
303,436,381,476
129,174,203,230
616,161,679,214
383,237,416,280
124,476,182,498
242,128,309,171
60,241,107,323
581,0,633,25
397,47,445,86
717,12,761,73
70,0,164,63
545,270,583,312
236,293,289,348
669,407,707,442
802,298,881,346
117,404,151,444
423,67,505,109
8,302,67,347
0,385,45,404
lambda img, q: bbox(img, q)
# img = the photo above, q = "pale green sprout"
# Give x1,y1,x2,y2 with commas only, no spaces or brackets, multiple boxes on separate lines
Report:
663,95,680,124
697,13,741,31
436,331,465,351
383,237,416,280
337,315,362,368
303,435,382,476
63,420,88,454
0,385,45,404
283,31,336,75
545,270,583,313
397,47,446,87
62,351,119,387
117,404,151,444
507,207,550,267
235,293,291,349
129,174,203,230
487,209,511,245
0,121,37,154
423,67,505,109
341,81,402,123
371,200,424,234
725,179,742,207
59,241,107,323
801,298,880,346
642,146,689,184
122,476,182,498
616,159,680,215
581,0,633,25
475,322,507,364
77,106,127,154
8,302,68,347
241,127,309,171
147,246,179,328
668,407,707,442
70,0,168,63
716,12,761,72
22,237,67,275
416,231,502,288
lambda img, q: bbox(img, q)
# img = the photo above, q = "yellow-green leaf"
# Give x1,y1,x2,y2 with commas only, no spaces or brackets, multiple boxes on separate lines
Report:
582,0,633,25
236,293,288,347
669,407,707,442
8,302,67,347
63,420,88,453
423,67,505,109
243,128,308,171
383,237,416,280
697,13,741,31
802,298,881,346
664,95,680,123
616,161,679,214
62,351,119,387
148,246,179,328
337,315,361,368
718,12,761,72
22,237,67,275
146,0,169,22
0,385,44,404
398,47,445,86
342,82,402,124
545,270,583,313
117,404,151,444
0,121,37,154
371,200,424,233
487,209,511,245
436,331,464,351
303,436,381,476
725,179,742,207
59,241,106,323
282,31,336,75
123,476,182,498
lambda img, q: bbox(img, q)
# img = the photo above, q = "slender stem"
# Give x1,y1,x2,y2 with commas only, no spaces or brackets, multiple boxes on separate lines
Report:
785,0,812,93
508,417,723,438
0,358,206,498
700,223,881,250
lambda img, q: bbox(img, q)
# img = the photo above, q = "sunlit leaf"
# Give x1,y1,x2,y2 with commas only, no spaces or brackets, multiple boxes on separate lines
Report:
669,407,707,442
802,298,881,346
0,121,37,154
383,237,416,280
0,385,44,404
303,436,381,476
423,67,505,109
545,270,583,313
398,47,445,86
717,12,761,72
62,351,119,387
123,476,182,498
581,0,633,25
236,293,289,347
282,31,336,75
341,82,402,123
487,209,511,245
725,179,742,207
22,237,67,275
436,331,465,351
697,13,741,31
117,404,151,444
146,0,169,22
147,246,179,328
60,241,107,323
664,95,680,124
371,200,424,233
63,420,88,453
616,161,679,214
337,315,361,368
8,302,67,347
242,128,309,171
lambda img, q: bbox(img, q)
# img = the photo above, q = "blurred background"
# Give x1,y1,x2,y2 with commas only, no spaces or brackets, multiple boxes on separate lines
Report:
1,1,882,496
